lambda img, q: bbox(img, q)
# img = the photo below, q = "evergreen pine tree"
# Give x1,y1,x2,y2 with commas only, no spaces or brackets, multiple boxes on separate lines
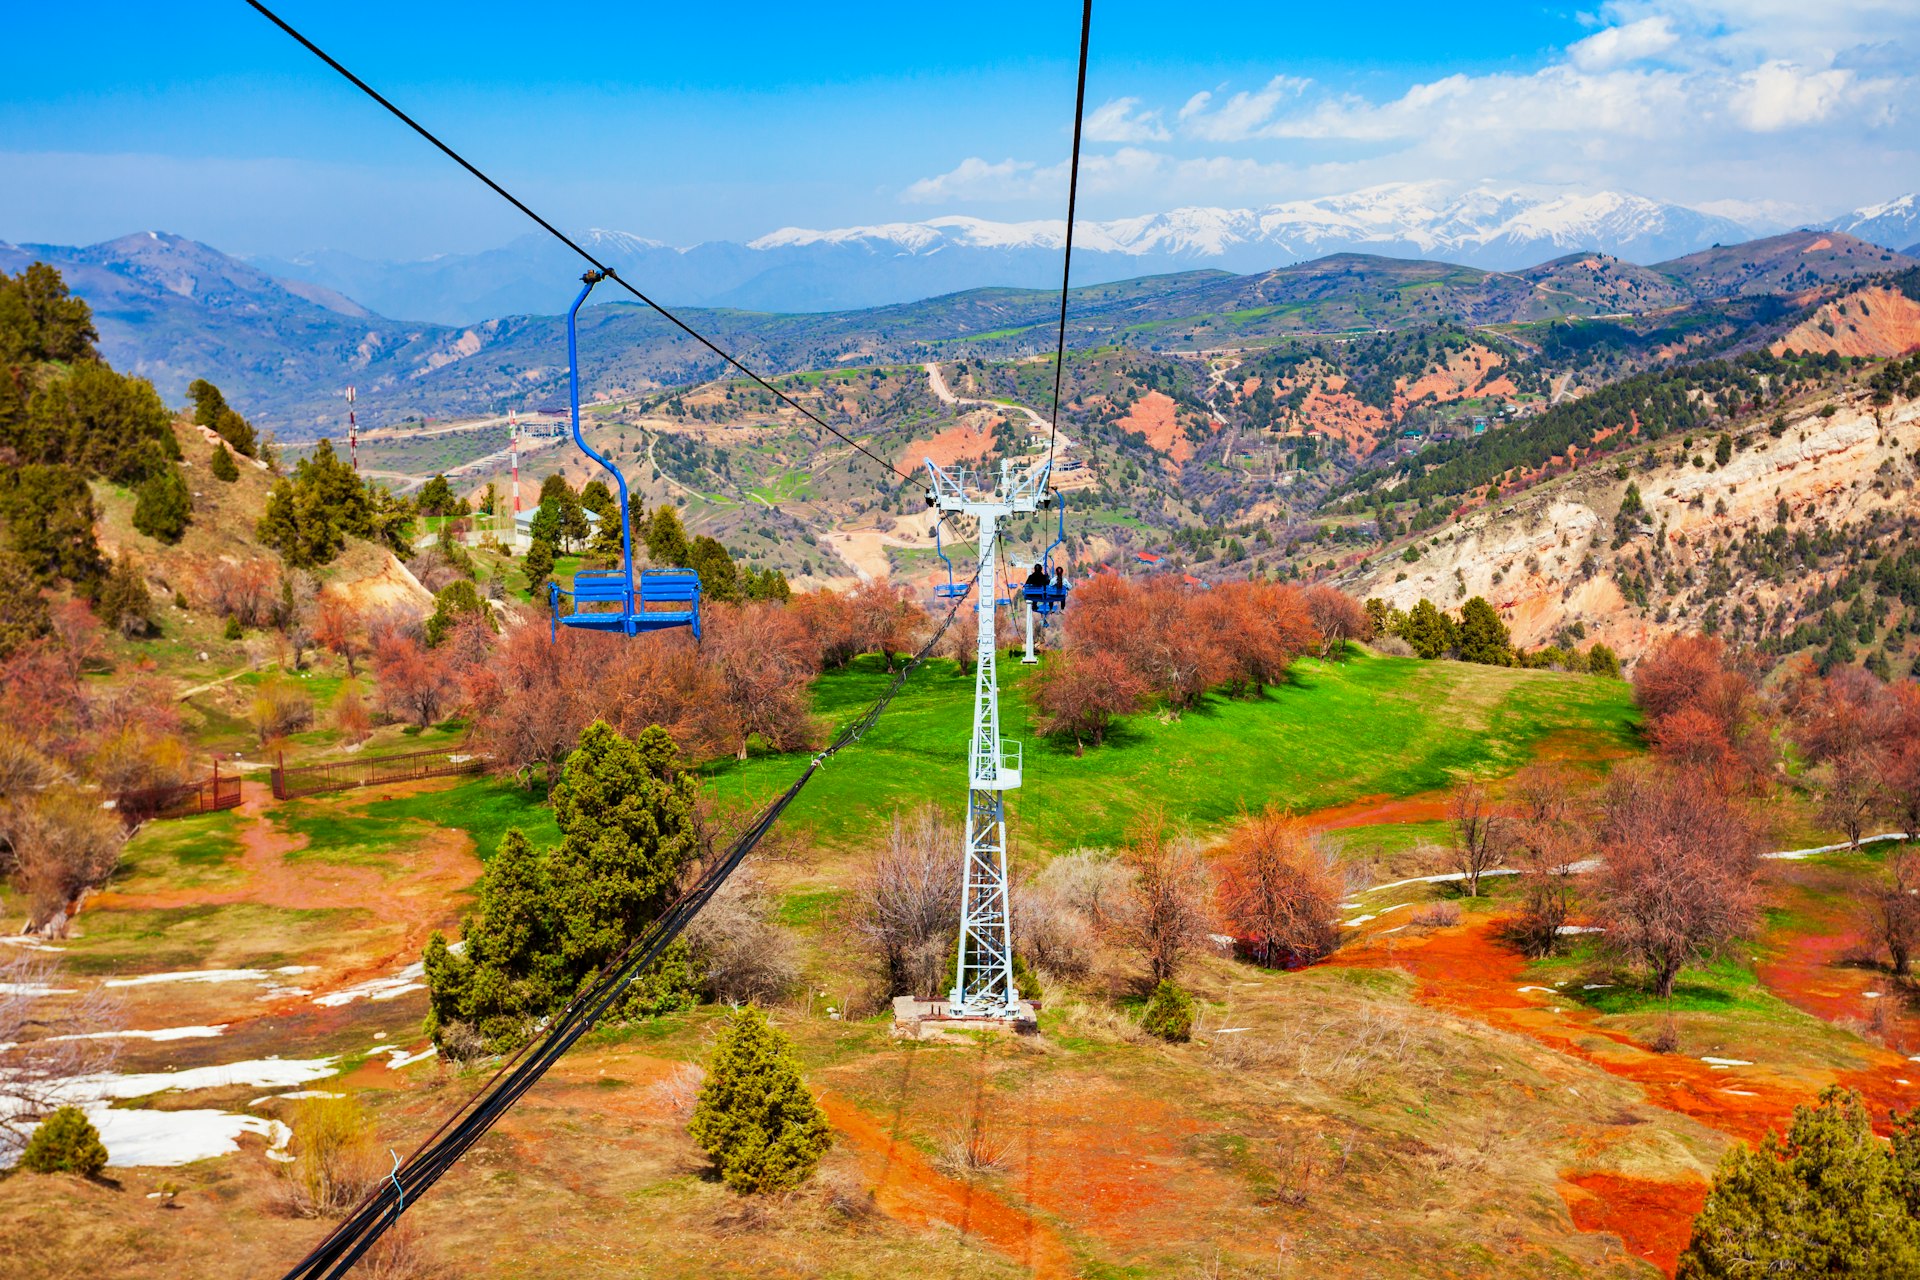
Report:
548,722,698,978
1455,597,1513,666
96,555,152,637
132,466,192,544
645,505,691,566
424,579,494,647
424,829,567,1054
417,474,457,516
1678,1088,1920,1277
19,1105,108,1176
579,479,617,523
210,442,240,482
0,547,49,657
688,1006,832,1193
1399,598,1455,659
0,464,104,587
523,536,557,597
1140,980,1195,1042
0,262,98,365
688,535,741,602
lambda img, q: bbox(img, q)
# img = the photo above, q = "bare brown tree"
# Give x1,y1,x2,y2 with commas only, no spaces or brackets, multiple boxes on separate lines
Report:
1013,850,1131,979
3,787,127,934
1303,585,1373,658
852,805,961,998
1503,764,1588,957
683,868,799,1005
1873,849,1920,978
0,952,124,1159
1118,811,1215,985
1819,748,1884,850
1031,647,1148,755
1447,783,1508,898
1218,807,1341,965
1594,762,1762,998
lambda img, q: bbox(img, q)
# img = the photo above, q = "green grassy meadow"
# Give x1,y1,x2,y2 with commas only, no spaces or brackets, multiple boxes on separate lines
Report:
704,648,1640,853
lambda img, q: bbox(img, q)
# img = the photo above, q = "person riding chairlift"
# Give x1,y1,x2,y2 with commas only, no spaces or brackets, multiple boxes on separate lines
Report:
1024,561,1049,599
1051,564,1067,608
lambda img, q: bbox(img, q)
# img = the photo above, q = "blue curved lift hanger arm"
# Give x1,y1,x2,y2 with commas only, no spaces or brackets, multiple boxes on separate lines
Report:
548,270,702,642
569,271,636,624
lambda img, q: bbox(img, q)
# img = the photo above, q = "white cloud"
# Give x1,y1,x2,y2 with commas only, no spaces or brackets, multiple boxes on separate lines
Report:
1732,61,1864,130
1569,17,1679,70
901,157,1042,204
898,2,1920,219
1178,77,1311,142
901,148,1167,204
1084,97,1168,144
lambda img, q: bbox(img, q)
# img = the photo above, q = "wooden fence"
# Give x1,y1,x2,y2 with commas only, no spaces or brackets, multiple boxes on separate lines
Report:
118,764,245,825
270,746,486,801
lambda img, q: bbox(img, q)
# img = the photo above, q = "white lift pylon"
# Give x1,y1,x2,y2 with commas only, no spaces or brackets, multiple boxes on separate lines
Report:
923,456,1051,1018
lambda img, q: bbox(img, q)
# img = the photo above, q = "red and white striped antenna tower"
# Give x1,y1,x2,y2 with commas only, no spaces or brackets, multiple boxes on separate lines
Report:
346,385,358,471
509,409,521,513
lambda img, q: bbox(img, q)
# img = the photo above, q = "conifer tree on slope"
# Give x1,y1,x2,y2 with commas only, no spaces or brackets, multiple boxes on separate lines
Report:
423,829,564,1053
423,721,700,1053
549,721,697,976
1678,1086,1920,1278
689,1006,831,1193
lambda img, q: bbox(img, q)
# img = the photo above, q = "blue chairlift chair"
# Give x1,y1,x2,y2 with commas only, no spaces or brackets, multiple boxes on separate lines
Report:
547,270,702,642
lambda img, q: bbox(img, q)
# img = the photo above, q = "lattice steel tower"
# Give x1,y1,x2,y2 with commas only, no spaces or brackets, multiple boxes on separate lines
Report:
924,456,1051,1018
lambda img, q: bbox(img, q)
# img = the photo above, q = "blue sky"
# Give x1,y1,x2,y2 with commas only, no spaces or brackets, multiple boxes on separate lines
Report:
4,1,1916,258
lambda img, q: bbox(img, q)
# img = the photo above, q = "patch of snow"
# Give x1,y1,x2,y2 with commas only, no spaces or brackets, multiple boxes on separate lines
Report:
374,1045,437,1071
18,1057,342,1108
1517,986,1557,995
9,1025,227,1049
79,1109,291,1168
1700,1057,1752,1067
1210,1027,1252,1035
1342,915,1375,929
0,982,74,997
1866,992,1884,999
105,969,270,987
1556,925,1605,935
1765,833,1908,861
1583,984,1614,990
1378,925,1407,935
312,961,425,1008
1721,1089,1759,1097
1353,868,1519,896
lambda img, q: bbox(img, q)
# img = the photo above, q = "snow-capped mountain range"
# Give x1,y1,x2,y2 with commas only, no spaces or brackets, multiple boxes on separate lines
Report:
238,182,1917,324
750,184,1750,264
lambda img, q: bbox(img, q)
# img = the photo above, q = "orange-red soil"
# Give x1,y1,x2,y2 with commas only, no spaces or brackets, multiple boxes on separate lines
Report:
1117,391,1191,463
820,1091,1079,1280
1558,1173,1708,1276
1336,914,1918,1275
84,781,480,1000
1302,791,1452,831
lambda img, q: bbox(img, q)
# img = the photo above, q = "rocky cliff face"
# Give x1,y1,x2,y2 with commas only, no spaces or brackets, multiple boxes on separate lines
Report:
1350,393,1920,663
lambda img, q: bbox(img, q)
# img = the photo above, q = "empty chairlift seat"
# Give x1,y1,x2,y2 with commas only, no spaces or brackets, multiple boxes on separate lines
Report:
551,569,702,639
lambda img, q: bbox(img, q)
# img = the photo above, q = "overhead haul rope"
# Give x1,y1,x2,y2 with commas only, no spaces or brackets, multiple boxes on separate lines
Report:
1042,0,1094,478
278,574,978,1280
242,0,916,490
